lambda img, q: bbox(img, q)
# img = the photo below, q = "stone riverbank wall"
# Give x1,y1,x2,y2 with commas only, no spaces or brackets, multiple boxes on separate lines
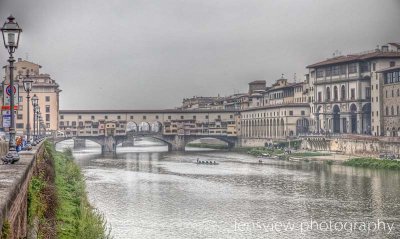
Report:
0,142,44,239
301,135,400,156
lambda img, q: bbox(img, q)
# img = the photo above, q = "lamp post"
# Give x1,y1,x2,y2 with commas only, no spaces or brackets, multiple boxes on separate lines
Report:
31,94,38,146
22,74,33,149
1,15,22,164
36,109,41,142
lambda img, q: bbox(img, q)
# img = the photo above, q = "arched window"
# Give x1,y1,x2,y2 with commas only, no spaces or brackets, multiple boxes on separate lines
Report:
386,107,389,116
334,86,338,101
326,87,331,101
391,106,394,115
341,85,346,100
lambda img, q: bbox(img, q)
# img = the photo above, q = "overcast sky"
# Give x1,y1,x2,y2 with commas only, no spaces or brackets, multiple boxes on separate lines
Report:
0,0,399,110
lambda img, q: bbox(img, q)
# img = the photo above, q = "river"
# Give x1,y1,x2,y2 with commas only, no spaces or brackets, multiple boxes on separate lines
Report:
56,140,400,239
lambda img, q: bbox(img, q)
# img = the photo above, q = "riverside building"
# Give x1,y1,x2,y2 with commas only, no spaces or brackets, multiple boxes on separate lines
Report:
1,58,61,134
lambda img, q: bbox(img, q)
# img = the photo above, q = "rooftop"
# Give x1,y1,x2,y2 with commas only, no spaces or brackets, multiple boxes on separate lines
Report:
307,50,400,68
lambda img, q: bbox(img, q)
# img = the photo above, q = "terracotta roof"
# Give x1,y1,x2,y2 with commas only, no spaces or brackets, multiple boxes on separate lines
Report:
388,43,400,48
307,51,400,68
60,109,238,114
248,80,266,84
377,65,400,73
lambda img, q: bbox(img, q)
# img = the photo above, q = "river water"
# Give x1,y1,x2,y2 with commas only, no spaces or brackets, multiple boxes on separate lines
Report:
56,140,400,239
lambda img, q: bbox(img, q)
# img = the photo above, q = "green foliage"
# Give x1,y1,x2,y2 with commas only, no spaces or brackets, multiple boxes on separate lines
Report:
325,160,334,165
44,141,112,239
1,220,10,239
344,157,400,170
290,152,331,157
246,147,283,157
28,176,46,224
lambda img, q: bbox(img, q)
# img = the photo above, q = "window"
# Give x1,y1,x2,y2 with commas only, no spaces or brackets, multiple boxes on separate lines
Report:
348,63,357,74
326,87,331,101
391,106,394,115
193,115,196,120
130,116,133,120
117,115,121,120
332,65,340,76
390,61,395,67
230,115,233,119
372,63,376,71
168,116,171,120
17,114,23,120
360,62,369,72
205,115,209,120
19,96,23,103
341,85,346,100
180,116,184,119
340,65,347,75
105,115,108,119
351,89,355,100
386,107,389,116
217,115,221,119
318,92,322,102
72,121,76,126
289,111,293,116
143,116,146,120
45,96,50,102
46,114,50,121
60,121,64,126
365,87,371,99
333,86,338,100
326,67,332,77
91,115,95,120
16,123,24,129
46,105,50,113
60,115,64,120
301,111,305,116
316,69,324,78
156,115,159,119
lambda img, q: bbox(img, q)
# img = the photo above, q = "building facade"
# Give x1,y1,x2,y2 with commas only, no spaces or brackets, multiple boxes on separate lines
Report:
378,65,400,136
306,44,400,136
1,58,61,134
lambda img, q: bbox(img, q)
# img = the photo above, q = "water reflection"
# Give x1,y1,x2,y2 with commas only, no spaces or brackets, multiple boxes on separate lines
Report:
56,140,400,239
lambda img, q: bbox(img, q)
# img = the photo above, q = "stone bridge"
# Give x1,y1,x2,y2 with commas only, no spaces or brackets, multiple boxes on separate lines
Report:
52,131,238,153
56,109,239,152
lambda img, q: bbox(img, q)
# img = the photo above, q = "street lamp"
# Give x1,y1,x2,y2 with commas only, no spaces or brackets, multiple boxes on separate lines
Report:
37,113,42,140
31,94,38,146
1,15,22,164
23,74,33,149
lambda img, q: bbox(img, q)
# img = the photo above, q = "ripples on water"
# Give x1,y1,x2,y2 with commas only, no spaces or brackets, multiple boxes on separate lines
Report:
56,139,400,239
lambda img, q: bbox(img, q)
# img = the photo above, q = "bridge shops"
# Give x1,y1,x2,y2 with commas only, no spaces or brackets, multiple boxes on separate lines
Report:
57,109,240,152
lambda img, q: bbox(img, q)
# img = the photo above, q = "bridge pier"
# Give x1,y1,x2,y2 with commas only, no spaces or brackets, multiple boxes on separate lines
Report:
101,136,117,153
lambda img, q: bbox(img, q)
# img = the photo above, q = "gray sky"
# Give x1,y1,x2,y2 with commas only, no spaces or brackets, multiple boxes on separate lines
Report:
0,0,399,110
